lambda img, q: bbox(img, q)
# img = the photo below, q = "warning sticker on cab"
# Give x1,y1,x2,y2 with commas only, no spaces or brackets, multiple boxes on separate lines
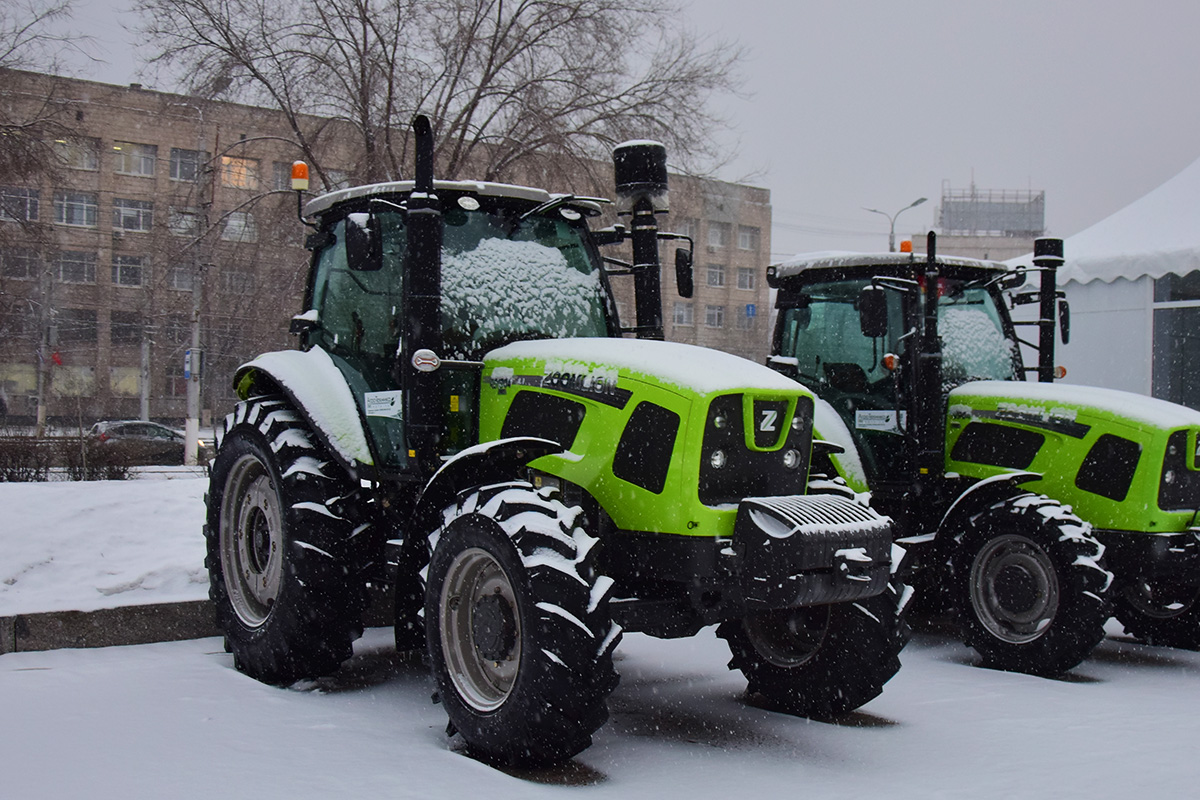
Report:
365,390,403,419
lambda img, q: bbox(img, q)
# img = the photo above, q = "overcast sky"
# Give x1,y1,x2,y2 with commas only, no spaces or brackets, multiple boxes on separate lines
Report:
59,0,1200,260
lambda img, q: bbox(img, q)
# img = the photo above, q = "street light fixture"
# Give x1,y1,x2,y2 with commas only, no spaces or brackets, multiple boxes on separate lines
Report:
864,197,928,253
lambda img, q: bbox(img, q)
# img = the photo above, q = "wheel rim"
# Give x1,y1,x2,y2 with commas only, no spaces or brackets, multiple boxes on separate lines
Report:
1124,580,1199,620
969,534,1059,644
743,606,831,668
219,453,284,628
440,546,521,712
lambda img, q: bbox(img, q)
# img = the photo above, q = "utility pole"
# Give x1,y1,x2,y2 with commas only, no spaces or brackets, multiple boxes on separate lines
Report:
170,100,211,466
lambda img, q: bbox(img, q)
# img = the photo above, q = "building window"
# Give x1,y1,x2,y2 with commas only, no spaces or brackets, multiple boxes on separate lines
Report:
674,217,698,240
55,137,100,171
168,207,200,237
707,264,725,287
110,310,144,345
707,222,730,248
113,198,154,232
0,187,39,222
673,301,694,327
1,247,38,279
166,362,188,397
164,314,191,345
272,161,291,191
738,225,761,251
170,148,210,182
705,305,725,328
221,211,257,242
58,307,98,343
1153,270,1200,411
736,305,755,330
54,191,98,227
221,266,255,293
112,255,146,287
221,156,259,189
166,264,195,291
323,169,351,192
737,267,756,290
58,251,96,283
113,142,157,176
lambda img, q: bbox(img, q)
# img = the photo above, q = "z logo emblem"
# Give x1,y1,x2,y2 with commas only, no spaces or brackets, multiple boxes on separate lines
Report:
759,409,778,432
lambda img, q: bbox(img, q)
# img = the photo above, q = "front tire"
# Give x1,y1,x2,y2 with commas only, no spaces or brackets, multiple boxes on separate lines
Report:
425,482,619,767
717,580,906,718
949,493,1111,676
205,396,371,684
1114,579,1200,650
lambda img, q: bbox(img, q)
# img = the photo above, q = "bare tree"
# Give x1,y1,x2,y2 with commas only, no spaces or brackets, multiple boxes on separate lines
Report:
132,0,741,185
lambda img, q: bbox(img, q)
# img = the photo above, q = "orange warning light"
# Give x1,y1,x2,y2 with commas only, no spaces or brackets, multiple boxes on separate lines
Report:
291,161,310,191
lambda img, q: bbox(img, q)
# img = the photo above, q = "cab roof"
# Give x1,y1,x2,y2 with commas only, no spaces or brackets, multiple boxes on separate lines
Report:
303,179,603,218
769,250,1013,284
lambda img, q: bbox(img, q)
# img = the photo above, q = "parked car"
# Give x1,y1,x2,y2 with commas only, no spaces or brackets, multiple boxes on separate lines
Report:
88,421,211,466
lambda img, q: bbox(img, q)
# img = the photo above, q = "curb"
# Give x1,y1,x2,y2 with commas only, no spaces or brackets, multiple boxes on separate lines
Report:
0,601,220,654
0,587,395,655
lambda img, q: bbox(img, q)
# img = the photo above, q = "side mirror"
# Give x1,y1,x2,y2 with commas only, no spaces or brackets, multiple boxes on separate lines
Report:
675,248,694,298
345,212,382,271
1059,298,1070,344
859,285,888,338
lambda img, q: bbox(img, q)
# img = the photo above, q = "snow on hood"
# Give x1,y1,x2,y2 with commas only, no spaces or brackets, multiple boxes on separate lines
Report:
950,380,1200,430
240,347,373,465
486,338,805,396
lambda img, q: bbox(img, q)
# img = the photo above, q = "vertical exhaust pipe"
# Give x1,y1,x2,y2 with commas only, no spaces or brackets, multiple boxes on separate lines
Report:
404,115,444,471
613,141,669,339
1033,238,1064,383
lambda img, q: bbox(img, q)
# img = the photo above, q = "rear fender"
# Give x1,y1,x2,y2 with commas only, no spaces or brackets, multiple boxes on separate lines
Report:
230,347,374,473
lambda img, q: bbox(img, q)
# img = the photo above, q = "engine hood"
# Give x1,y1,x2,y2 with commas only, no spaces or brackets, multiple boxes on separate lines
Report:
484,338,807,400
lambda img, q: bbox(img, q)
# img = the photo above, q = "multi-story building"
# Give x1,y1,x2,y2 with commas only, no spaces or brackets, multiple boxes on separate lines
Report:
1,69,771,427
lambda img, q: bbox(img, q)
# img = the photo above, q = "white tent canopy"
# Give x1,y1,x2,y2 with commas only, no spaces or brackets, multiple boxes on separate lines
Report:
1058,156,1200,284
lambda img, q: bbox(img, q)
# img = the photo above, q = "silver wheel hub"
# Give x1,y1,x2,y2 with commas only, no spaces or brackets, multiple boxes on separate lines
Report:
219,454,284,628
970,534,1059,644
744,606,830,668
440,547,521,712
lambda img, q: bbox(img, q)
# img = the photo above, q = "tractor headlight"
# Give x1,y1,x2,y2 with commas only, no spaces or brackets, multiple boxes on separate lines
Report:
783,449,802,470
709,449,727,469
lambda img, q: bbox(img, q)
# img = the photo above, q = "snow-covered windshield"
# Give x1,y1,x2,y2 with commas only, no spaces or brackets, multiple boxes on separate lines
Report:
440,202,611,359
938,286,1019,389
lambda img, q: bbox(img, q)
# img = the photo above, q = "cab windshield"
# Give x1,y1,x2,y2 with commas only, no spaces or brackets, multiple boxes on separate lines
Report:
439,198,614,359
778,277,1019,403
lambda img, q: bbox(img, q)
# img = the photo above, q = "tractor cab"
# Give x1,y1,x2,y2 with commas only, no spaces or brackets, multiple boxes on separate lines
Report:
768,249,1023,488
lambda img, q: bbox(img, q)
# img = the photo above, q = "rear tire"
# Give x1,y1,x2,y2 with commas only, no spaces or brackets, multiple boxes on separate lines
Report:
949,493,1111,676
717,580,906,718
1114,580,1200,650
425,482,619,767
205,396,370,684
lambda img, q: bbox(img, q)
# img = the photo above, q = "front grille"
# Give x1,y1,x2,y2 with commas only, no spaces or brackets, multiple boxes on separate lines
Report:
742,494,890,537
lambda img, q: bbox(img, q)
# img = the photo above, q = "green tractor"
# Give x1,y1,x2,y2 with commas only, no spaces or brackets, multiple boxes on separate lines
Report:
203,118,906,767
767,234,1200,677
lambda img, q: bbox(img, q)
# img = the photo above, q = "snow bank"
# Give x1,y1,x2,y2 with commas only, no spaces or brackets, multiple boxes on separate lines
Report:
0,475,209,615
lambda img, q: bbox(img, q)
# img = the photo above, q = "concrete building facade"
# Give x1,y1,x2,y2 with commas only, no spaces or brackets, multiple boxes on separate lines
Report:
1,70,771,428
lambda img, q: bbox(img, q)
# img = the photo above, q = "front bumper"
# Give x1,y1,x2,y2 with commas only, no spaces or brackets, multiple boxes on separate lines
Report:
735,494,894,609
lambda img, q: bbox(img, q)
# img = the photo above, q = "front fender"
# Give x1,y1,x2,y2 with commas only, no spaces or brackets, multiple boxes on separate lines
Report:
412,437,565,534
936,471,1043,541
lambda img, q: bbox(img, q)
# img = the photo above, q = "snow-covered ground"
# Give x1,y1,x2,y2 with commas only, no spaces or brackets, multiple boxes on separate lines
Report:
0,471,209,615
2,475,1200,798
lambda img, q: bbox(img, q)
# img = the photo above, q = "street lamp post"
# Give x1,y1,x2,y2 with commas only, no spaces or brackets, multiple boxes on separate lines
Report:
865,197,928,252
